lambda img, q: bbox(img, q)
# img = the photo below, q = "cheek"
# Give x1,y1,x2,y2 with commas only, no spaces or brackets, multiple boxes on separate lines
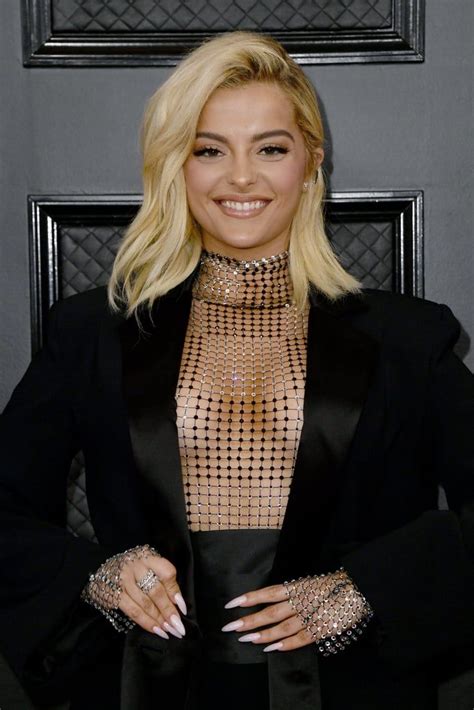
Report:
272,162,305,203
183,161,214,203
182,162,200,204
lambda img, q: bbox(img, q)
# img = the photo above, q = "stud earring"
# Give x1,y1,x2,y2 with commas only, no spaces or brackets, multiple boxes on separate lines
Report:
302,181,309,192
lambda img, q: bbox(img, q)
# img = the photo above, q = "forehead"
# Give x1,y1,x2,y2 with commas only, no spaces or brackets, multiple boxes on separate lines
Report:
197,82,298,130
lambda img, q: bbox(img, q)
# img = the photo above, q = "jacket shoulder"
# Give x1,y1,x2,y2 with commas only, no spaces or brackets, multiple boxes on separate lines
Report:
349,288,461,352
52,285,111,320
46,286,118,351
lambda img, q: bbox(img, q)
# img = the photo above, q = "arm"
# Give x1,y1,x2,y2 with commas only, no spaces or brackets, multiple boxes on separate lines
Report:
0,300,122,692
340,304,474,672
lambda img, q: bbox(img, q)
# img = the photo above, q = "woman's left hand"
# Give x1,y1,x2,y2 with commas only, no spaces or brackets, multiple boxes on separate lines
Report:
221,571,367,653
221,582,312,652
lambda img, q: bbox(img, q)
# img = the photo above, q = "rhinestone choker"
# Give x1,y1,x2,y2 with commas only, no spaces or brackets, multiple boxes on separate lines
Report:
192,249,294,309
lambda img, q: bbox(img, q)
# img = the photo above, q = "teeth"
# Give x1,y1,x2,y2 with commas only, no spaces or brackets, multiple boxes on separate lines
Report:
220,200,267,211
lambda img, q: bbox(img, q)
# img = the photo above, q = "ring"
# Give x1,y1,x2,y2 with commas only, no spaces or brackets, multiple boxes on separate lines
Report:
136,569,160,594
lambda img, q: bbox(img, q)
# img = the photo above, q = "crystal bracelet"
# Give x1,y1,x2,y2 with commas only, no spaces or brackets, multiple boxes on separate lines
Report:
283,567,374,656
80,544,161,633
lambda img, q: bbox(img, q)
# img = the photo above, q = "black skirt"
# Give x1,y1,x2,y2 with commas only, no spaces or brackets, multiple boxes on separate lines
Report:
190,527,280,710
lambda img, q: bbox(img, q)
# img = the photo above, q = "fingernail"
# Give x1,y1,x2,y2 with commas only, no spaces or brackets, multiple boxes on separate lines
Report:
174,592,188,616
163,621,183,639
224,595,247,609
221,619,244,632
171,614,186,636
263,642,283,652
238,632,261,642
153,626,169,639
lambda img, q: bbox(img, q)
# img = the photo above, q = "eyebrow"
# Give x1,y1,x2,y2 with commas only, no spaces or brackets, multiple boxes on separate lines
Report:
195,129,295,144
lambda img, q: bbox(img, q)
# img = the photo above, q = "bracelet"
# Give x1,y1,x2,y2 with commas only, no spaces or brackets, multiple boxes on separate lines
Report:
81,544,161,633
283,567,374,656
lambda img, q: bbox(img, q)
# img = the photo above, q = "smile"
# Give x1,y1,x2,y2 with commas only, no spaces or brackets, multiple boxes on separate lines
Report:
215,199,271,218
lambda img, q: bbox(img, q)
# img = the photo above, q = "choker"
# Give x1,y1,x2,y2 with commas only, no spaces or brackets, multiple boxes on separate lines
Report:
192,249,294,309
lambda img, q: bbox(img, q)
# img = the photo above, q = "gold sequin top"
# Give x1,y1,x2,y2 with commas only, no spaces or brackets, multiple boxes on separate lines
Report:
175,249,310,531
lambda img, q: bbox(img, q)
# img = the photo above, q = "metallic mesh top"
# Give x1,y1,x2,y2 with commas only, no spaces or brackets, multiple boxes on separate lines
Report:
175,249,310,531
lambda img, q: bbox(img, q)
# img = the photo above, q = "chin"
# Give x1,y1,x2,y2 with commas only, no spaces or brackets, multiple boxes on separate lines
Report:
204,233,288,258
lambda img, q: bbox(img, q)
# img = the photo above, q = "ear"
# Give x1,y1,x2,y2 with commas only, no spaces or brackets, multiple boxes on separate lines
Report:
305,147,324,182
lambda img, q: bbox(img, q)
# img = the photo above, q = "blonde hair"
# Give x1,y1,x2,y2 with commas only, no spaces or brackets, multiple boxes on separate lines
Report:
108,31,362,318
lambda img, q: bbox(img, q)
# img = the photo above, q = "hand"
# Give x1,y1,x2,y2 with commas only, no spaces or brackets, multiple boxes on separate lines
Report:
221,570,369,653
84,544,188,639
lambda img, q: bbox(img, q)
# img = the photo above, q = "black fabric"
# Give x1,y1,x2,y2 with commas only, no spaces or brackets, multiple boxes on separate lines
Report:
190,528,280,664
195,661,270,710
0,283,473,708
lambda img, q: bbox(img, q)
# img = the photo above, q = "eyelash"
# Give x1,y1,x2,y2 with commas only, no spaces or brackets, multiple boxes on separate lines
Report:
193,144,289,158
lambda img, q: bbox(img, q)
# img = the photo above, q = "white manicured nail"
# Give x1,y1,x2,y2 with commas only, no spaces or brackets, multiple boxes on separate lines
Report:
263,642,283,652
238,632,261,642
221,619,244,632
171,614,186,636
224,595,247,609
153,626,169,639
174,592,188,616
163,621,183,639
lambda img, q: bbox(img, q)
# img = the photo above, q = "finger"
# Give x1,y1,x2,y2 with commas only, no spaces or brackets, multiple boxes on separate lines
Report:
237,614,304,645
262,627,314,653
118,589,169,637
146,556,188,617
225,584,288,609
121,561,162,619
222,600,293,633
127,561,186,637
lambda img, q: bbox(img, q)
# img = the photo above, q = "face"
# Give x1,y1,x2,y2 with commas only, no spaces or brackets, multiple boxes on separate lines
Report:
183,82,323,260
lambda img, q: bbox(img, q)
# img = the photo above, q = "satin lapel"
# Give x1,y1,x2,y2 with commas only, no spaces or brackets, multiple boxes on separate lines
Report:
268,293,380,582
81,304,149,548
120,286,197,617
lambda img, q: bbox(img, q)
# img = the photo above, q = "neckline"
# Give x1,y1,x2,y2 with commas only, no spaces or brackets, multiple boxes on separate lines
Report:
192,248,294,309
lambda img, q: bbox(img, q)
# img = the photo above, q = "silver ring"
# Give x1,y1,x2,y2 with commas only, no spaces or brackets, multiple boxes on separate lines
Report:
136,568,160,594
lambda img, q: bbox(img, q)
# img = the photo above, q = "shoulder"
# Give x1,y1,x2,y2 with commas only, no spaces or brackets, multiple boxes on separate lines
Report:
51,285,111,321
347,288,461,353
46,286,118,351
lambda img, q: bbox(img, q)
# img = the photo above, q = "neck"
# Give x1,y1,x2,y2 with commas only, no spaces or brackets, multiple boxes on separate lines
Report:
192,248,294,308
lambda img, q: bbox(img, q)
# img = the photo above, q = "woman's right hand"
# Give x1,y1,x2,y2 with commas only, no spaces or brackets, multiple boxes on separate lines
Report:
83,544,187,639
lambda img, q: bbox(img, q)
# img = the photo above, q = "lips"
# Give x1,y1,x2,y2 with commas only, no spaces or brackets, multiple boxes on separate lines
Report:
214,198,271,218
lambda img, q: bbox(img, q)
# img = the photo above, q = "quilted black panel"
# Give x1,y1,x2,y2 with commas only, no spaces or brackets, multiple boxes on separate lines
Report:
52,0,392,33
60,223,122,296
328,221,393,291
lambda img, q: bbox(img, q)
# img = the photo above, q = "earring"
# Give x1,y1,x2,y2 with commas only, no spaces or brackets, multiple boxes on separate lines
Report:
302,181,309,192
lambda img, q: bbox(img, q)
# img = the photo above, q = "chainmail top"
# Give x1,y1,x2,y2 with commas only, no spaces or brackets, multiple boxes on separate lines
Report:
175,249,310,531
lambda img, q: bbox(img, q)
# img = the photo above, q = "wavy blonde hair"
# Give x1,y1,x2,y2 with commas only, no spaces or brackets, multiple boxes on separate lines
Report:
108,31,362,318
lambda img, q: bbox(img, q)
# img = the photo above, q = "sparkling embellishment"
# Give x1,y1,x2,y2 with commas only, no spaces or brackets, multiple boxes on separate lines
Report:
175,249,310,531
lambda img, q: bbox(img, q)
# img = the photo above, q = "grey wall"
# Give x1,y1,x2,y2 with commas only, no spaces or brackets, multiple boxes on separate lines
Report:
1,0,473,411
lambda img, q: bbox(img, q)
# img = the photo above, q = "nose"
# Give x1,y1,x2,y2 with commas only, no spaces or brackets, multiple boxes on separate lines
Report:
227,153,257,188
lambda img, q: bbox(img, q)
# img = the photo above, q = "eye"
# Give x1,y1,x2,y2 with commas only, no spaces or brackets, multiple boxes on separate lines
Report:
259,144,289,156
193,146,222,158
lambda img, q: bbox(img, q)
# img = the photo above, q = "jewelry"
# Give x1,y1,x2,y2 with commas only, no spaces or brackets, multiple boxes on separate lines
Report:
137,568,160,594
81,543,161,632
284,567,374,656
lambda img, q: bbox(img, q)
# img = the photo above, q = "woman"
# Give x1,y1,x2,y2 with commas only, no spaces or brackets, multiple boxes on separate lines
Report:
0,31,473,710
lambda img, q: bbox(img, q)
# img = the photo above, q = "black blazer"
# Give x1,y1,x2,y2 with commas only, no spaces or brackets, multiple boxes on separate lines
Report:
0,271,473,709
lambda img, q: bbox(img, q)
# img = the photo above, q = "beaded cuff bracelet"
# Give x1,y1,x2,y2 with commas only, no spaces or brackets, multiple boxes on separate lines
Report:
284,567,374,656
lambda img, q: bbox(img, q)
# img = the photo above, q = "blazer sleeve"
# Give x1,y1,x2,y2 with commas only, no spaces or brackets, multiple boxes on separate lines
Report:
341,303,474,673
0,299,122,696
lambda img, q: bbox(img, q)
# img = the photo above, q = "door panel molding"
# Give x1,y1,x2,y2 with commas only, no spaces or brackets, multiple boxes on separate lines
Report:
22,0,424,66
